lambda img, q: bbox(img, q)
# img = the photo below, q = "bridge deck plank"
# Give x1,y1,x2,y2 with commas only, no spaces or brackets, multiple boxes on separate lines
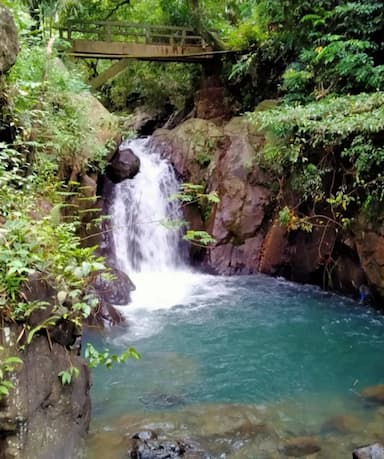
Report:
70,39,213,62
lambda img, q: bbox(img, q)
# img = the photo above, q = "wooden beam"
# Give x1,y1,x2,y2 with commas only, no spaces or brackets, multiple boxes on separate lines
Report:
71,40,211,58
89,58,130,89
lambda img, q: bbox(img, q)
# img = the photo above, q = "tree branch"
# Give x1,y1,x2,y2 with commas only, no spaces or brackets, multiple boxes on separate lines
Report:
104,0,131,20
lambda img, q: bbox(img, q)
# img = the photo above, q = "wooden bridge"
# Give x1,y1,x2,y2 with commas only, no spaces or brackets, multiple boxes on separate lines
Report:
58,21,216,88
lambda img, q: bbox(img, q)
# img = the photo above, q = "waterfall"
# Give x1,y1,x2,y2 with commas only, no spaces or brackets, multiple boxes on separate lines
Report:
111,138,184,273
110,138,197,310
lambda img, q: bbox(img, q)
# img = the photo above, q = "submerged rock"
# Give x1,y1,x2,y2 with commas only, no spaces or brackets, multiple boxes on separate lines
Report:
321,415,362,434
353,443,384,459
132,431,158,442
128,434,211,459
106,146,141,183
139,393,186,409
361,384,384,404
280,436,321,457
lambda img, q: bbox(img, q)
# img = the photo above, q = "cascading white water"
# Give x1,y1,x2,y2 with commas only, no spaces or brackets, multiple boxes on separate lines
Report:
111,138,184,274
110,138,201,311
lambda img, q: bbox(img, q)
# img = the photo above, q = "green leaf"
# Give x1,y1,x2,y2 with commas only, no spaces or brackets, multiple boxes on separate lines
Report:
128,348,141,360
0,385,10,396
4,357,23,365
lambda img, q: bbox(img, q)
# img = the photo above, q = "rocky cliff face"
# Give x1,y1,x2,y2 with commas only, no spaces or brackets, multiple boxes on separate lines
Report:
0,327,90,459
151,115,382,304
151,117,273,275
0,6,18,74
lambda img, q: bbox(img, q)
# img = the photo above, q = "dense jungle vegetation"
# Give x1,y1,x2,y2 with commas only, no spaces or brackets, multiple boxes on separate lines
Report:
1,0,384,391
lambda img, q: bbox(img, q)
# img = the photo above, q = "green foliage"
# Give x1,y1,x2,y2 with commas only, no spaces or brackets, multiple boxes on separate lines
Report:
0,350,23,398
279,1,384,101
173,183,219,204
107,61,199,111
0,209,105,324
173,182,219,223
223,0,384,109
58,366,79,385
250,92,384,161
0,26,110,336
278,206,313,233
250,91,384,228
7,44,108,170
170,183,218,243
183,230,215,246
85,343,140,369
2,0,35,35
193,136,218,168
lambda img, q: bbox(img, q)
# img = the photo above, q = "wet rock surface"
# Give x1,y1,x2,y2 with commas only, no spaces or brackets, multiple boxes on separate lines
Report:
86,301,125,327
107,146,141,183
129,431,210,459
91,267,135,306
353,443,384,459
85,266,135,327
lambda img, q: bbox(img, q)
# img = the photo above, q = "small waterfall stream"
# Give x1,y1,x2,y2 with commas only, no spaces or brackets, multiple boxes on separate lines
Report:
111,138,184,273
110,138,199,311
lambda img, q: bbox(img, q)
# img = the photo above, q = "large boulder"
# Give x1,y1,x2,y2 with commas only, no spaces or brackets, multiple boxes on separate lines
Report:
208,118,272,273
151,118,224,185
86,267,135,327
106,146,141,183
91,267,135,306
0,6,18,73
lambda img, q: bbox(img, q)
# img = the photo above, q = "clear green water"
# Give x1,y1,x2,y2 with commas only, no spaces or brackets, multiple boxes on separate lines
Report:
86,274,384,458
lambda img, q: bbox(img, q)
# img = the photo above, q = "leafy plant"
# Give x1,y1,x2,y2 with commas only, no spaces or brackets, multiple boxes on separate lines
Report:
250,91,384,233
172,182,219,230
58,366,80,385
85,343,141,369
0,349,23,398
183,230,216,246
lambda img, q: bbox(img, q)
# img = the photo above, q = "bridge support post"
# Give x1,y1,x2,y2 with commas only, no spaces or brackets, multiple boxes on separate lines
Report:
89,58,131,90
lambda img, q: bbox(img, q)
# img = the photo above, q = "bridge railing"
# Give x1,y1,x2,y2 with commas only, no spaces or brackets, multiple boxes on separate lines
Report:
57,21,207,48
